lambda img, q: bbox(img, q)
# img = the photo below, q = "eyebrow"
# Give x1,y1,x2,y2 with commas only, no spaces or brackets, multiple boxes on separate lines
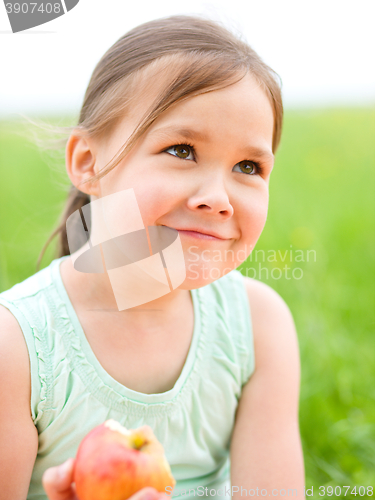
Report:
149,125,275,161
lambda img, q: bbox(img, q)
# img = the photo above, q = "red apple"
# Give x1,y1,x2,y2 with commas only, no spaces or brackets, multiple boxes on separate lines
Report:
73,419,176,500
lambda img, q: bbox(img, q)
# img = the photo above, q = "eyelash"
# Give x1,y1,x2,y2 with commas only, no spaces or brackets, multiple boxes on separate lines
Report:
163,142,263,175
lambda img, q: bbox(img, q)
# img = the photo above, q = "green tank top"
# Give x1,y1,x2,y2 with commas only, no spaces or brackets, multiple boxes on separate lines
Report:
0,255,255,500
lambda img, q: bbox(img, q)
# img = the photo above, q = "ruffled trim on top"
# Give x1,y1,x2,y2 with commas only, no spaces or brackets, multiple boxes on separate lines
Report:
24,294,56,428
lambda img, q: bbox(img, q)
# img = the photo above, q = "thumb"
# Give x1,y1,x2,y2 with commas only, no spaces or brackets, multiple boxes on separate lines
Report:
42,458,76,500
131,487,161,500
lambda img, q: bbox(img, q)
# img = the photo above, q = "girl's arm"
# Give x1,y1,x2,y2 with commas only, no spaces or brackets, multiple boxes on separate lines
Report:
230,278,305,499
0,305,39,500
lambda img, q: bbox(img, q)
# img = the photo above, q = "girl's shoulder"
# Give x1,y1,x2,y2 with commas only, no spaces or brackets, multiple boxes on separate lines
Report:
0,302,32,390
215,270,295,343
0,258,62,328
243,276,295,329
215,271,298,360
0,261,54,301
242,276,300,381
0,259,63,425
0,261,57,373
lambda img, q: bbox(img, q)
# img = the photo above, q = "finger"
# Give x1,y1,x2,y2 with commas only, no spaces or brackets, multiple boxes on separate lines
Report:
158,494,172,500
131,486,160,500
42,458,76,500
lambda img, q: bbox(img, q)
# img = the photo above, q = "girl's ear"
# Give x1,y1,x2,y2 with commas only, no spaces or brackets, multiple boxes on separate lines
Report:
65,131,101,197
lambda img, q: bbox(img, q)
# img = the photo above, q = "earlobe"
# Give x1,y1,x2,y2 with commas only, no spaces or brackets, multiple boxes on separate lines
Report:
65,132,100,197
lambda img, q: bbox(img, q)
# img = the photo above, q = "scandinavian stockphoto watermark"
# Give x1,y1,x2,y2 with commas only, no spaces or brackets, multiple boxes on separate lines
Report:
165,485,300,497
3,0,79,33
187,245,316,281
165,485,374,497
166,485,303,497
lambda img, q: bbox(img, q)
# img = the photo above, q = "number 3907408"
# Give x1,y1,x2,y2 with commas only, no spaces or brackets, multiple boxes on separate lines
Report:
5,3,61,14
319,485,373,496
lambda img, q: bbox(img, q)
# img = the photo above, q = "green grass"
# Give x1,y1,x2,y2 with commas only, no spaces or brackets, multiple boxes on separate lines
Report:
1,108,374,494
239,107,375,492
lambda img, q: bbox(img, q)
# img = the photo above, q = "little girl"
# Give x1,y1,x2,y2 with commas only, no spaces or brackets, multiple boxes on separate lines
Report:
0,14,305,500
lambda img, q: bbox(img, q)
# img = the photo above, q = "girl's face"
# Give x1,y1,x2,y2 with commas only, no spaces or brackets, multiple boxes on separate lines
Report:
91,72,275,289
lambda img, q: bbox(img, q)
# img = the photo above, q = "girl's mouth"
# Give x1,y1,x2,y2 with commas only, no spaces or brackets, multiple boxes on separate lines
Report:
164,226,229,241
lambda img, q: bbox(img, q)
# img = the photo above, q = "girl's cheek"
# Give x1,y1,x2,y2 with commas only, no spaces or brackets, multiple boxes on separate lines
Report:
138,186,174,224
241,196,269,240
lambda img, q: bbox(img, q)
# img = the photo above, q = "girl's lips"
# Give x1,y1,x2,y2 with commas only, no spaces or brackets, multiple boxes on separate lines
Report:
175,229,226,241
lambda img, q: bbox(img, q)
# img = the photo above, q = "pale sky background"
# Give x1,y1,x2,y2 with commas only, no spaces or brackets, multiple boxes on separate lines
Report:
0,0,374,117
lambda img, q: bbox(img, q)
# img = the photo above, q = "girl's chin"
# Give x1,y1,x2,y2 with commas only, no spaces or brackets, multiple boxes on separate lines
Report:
179,266,235,289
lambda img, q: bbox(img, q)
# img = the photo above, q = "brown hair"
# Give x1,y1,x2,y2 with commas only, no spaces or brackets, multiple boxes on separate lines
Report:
36,13,283,271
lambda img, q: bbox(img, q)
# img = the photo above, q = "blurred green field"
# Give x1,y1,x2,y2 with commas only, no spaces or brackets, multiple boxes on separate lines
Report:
0,108,374,494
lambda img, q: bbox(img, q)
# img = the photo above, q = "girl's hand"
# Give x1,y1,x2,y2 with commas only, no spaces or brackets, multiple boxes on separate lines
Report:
42,457,171,500
42,458,78,500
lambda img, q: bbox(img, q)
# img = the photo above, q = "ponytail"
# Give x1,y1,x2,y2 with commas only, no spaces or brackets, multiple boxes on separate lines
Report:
36,186,90,272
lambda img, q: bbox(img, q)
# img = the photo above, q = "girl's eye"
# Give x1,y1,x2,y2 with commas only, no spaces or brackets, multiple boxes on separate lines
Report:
164,144,260,176
165,144,194,160
233,160,258,175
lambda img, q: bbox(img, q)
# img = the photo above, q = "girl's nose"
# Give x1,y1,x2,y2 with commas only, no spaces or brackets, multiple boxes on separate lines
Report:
186,176,234,218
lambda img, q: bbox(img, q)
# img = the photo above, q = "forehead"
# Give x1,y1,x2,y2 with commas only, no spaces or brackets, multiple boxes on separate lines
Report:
114,59,274,155
147,73,274,154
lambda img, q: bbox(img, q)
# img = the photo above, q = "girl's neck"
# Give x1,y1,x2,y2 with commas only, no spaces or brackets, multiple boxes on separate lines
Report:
59,255,192,332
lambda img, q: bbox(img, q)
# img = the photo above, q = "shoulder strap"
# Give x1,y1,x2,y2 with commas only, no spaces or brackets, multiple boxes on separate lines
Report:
215,269,255,387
